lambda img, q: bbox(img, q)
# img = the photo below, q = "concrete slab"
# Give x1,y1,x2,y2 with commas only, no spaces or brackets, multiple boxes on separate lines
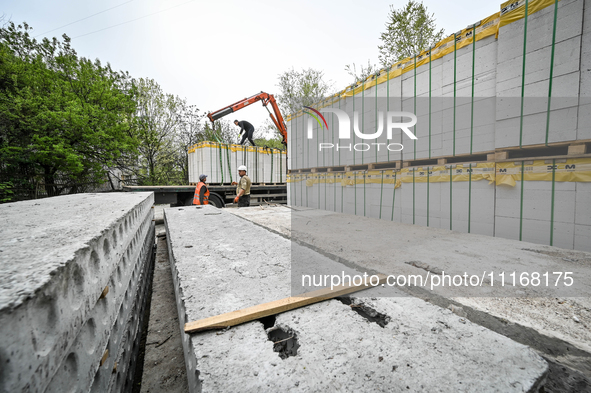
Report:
167,205,549,392
229,206,591,384
0,192,155,393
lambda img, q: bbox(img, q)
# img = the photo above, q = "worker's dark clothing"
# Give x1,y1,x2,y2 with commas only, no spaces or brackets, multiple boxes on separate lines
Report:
237,120,256,146
193,181,209,205
237,194,250,207
236,175,252,207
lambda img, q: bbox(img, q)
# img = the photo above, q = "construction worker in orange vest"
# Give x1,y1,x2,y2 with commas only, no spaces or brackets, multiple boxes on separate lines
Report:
193,174,210,205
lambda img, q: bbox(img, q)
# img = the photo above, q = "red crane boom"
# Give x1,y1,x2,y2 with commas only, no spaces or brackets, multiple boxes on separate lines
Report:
207,92,288,146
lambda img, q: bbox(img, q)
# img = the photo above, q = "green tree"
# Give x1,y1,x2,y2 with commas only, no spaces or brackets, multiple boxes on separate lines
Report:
378,1,445,67
0,22,138,198
276,67,333,116
174,105,204,184
133,78,186,185
251,118,284,150
344,59,379,84
203,119,240,145
253,136,284,150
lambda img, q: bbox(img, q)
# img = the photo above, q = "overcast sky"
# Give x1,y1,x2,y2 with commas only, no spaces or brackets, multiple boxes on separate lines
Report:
3,0,500,133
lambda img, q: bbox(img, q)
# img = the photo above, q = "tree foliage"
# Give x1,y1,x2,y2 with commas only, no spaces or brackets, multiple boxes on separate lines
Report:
344,59,379,84
131,78,188,185
378,1,445,67
1,21,287,196
248,118,284,150
0,22,138,198
174,106,206,184
204,119,241,145
276,67,333,115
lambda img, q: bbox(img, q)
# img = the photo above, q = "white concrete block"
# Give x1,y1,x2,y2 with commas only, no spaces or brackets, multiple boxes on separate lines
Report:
574,224,591,252
575,182,591,225
495,216,522,241
522,218,553,246
552,221,576,249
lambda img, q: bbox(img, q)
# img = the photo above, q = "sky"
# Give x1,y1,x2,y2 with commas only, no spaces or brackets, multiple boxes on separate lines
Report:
2,0,500,134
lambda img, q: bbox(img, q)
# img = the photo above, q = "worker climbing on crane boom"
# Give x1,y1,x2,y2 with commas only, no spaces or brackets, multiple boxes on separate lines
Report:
207,92,287,147
234,120,256,146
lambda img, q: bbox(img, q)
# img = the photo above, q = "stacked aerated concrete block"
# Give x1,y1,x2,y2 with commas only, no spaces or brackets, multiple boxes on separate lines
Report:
381,74,405,164
578,0,591,141
496,0,583,148
287,0,590,252
0,192,155,393
575,181,591,252
494,161,580,250
290,156,591,251
299,165,497,237
188,142,285,184
288,0,589,169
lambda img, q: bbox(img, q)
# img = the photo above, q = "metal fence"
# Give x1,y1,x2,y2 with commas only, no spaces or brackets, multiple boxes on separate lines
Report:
0,173,119,203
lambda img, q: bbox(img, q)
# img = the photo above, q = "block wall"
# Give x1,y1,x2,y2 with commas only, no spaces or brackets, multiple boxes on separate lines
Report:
288,158,591,251
287,0,590,171
286,0,591,251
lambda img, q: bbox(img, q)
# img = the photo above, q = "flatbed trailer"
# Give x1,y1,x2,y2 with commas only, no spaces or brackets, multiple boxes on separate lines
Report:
122,184,287,208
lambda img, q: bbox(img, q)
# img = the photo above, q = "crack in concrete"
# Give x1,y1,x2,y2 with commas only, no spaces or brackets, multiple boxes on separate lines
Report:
337,297,391,328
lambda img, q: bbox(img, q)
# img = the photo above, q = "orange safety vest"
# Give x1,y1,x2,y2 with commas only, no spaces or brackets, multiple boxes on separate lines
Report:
193,182,210,205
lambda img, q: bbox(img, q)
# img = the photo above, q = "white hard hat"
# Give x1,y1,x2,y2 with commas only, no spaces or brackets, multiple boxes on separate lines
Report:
238,165,247,171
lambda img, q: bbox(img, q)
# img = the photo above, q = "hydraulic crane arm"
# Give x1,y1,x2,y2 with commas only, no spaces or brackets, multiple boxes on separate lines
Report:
207,92,288,145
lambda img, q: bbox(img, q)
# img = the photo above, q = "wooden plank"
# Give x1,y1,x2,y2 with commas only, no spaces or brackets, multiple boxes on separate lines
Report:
568,144,587,155
495,151,509,161
437,158,447,165
495,153,591,163
498,139,591,151
184,274,387,334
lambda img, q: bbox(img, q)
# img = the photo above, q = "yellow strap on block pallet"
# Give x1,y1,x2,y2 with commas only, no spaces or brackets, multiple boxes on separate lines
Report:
496,158,591,186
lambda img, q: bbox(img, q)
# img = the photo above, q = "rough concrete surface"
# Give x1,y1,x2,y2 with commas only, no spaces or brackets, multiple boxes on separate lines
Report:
229,205,591,390
0,193,151,309
0,192,154,393
165,205,548,392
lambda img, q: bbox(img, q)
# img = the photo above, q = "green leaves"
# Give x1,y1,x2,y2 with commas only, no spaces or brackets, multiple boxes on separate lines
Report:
344,60,379,84
0,22,138,198
378,0,445,67
276,68,334,115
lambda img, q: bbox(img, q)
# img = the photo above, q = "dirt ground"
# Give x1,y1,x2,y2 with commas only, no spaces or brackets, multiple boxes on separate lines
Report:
134,206,188,393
